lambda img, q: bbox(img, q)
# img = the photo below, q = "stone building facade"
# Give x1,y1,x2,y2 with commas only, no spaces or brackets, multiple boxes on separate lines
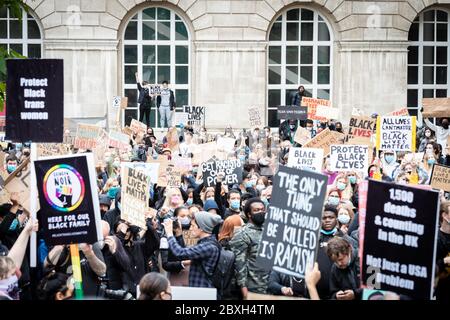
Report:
3,0,449,129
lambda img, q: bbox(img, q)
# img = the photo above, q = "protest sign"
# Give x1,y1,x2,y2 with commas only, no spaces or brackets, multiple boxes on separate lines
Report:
277,106,308,120
315,106,339,120
287,148,324,172
123,162,159,185
248,107,263,129
147,156,170,187
172,156,192,172
385,107,409,117
361,180,440,299
201,158,243,187
4,158,35,213
184,106,205,126
109,130,130,151
173,112,189,126
302,128,342,155
358,180,369,271
192,142,217,165
348,116,375,138
73,124,102,150
301,97,330,121
37,143,70,158
422,98,450,118
294,126,310,146
130,119,147,136
121,165,150,230
217,137,236,153
149,84,161,95
33,154,102,245
6,59,64,142
329,145,369,172
166,165,182,188
112,96,128,109
182,230,199,247
256,165,327,278
430,164,450,192
376,116,416,151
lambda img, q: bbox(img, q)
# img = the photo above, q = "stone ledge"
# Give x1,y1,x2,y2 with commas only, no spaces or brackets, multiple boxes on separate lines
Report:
338,40,409,52
44,39,120,51
193,40,268,52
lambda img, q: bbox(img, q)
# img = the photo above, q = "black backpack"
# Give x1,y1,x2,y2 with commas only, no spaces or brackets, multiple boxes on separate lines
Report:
201,239,235,299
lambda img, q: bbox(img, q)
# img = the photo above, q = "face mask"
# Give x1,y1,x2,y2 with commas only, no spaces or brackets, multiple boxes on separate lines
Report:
15,143,22,150
289,125,295,130
239,155,246,162
307,127,313,131
384,155,394,164
338,214,351,225
108,186,119,199
425,132,431,137
251,212,266,226
186,198,193,206
337,182,346,191
246,180,256,188
261,198,269,208
179,216,191,228
427,159,436,165
321,227,337,235
0,275,19,300
100,209,107,217
348,176,357,185
328,196,340,206
6,165,16,173
442,122,449,129
230,200,240,211
113,161,120,168
336,127,342,132
171,195,181,204
256,185,265,192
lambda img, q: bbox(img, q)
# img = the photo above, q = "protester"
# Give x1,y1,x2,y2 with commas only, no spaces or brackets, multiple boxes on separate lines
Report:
157,80,176,128
138,272,172,300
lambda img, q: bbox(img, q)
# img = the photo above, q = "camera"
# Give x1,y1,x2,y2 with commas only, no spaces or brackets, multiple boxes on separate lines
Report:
97,278,135,300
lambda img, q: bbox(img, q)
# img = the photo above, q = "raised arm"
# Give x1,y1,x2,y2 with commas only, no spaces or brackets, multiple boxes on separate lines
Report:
8,218,38,270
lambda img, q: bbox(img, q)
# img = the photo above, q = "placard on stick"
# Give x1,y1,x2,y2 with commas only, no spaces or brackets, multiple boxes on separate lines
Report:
256,165,327,278
376,116,416,152
301,97,330,121
287,148,324,173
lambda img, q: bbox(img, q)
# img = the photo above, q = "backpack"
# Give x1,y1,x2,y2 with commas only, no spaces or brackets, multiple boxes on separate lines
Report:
201,239,235,299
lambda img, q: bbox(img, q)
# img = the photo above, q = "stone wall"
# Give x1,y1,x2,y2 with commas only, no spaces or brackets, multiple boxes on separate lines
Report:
23,0,450,129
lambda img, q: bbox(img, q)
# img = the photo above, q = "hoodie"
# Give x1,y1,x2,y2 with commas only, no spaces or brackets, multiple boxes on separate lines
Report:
103,188,121,234
380,151,400,179
329,248,362,300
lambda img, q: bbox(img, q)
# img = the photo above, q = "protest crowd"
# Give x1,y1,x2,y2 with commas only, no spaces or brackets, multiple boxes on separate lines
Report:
0,84,449,302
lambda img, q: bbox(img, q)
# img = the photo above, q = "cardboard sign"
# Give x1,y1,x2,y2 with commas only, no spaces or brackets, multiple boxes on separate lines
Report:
287,148,324,172
184,106,205,127
37,143,70,158
4,158,36,213
166,165,182,188
216,137,236,153
348,116,375,138
329,145,369,172
201,158,243,187
315,106,339,120
130,119,147,135
301,97,330,121
385,107,409,117
430,164,450,192
248,107,263,129
256,165,327,278
6,59,64,143
172,156,192,172
422,98,450,118
277,106,308,120
33,154,102,245
376,116,416,152
302,128,342,156
294,126,311,146
123,162,159,185
191,142,217,166
121,165,150,230
74,124,102,150
147,156,170,187
182,229,199,247
361,180,440,300
149,85,161,95
109,130,130,151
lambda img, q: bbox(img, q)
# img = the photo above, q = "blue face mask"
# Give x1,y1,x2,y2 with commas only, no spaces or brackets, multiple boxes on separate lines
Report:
246,180,256,188
348,176,357,185
6,165,17,173
428,159,436,165
384,155,394,164
239,155,246,162
108,186,119,199
230,199,240,211
15,143,22,150
337,182,346,191
321,227,337,235
328,196,340,206
186,198,193,206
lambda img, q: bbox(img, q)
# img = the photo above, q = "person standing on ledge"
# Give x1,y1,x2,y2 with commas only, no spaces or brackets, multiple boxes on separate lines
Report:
157,80,176,128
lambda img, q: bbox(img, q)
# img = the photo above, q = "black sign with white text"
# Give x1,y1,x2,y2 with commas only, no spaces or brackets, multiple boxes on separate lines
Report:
277,106,308,120
201,158,243,187
361,180,439,299
6,59,64,142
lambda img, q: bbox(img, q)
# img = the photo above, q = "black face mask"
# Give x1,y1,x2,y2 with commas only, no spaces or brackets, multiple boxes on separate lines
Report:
442,122,449,129
251,212,266,226
336,127,342,132
116,231,127,243
100,209,107,217
181,222,191,230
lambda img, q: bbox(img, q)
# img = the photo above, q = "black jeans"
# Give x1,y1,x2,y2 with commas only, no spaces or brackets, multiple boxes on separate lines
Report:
139,105,151,127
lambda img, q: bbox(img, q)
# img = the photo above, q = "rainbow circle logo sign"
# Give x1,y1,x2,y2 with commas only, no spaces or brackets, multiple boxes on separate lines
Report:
43,164,85,212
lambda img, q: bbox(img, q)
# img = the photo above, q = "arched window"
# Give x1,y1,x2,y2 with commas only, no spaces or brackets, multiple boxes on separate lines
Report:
267,8,332,127
408,9,450,117
122,7,190,127
0,7,42,57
